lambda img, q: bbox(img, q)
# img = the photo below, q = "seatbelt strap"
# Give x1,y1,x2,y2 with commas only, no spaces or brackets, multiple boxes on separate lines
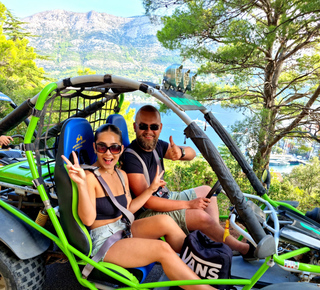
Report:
82,230,123,279
152,150,163,172
93,168,134,224
125,148,169,198
125,148,151,185
152,150,169,197
81,164,134,224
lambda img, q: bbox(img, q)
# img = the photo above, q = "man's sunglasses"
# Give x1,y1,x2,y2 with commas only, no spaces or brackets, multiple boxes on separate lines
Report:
95,143,122,154
138,123,160,131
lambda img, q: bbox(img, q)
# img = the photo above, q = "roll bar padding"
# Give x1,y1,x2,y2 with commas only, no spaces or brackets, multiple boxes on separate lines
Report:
185,122,266,243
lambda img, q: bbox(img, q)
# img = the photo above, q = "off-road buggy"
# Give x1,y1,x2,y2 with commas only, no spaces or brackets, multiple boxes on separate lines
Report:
0,67,319,289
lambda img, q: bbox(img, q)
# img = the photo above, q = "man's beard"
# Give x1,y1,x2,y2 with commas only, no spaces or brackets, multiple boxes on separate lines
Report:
137,134,158,151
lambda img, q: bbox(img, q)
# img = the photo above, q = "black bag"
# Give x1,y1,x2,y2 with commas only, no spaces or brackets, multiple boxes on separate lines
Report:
180,230,233,290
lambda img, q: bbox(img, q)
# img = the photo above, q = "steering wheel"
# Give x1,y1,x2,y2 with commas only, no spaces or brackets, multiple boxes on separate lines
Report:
12,134,25,150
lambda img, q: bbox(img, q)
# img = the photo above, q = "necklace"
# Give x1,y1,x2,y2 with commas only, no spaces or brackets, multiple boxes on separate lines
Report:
98,167,116,175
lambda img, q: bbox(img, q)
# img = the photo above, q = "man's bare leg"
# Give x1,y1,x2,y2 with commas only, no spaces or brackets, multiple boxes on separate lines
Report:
185,208,249,255
194,185,219,224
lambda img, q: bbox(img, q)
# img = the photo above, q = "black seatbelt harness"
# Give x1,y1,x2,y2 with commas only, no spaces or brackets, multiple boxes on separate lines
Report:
125,148,169,198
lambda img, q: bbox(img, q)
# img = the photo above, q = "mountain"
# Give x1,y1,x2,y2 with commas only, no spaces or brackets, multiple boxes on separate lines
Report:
22,10,183,82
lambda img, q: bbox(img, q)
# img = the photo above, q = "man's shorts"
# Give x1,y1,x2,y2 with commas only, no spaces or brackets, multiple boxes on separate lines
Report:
90,219,127,257
138,188,197,235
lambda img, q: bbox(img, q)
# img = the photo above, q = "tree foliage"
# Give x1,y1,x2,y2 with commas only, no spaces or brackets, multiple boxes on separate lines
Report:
164,156,233,215
268,158,320,212
163,145,320,213
0,3,47,111
287,157,320,198
144,0,320,174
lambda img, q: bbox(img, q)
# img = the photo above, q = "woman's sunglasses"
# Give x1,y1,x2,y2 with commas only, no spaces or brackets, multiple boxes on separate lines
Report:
95,143,122,154
138,123,160,131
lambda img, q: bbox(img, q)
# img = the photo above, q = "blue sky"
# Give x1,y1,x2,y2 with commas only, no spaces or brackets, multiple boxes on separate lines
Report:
0,0,145,18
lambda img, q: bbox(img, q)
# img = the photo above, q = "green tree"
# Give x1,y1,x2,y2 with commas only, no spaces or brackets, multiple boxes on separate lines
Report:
143,0,320,175
287,157,320,198
77,67,96,76
267,158,320,212
164,156,218,191
3,9,34,40
267,173,307,210
272,146,283,154
118,99,135,142
292,145,312,157
0,3,47,109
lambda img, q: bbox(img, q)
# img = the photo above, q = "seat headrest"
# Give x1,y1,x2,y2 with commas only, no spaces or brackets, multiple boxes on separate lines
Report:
60,118,96,165
106,114,130,147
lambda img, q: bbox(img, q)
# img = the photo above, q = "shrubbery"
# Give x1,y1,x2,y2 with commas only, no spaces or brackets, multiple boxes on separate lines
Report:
269,157,320,212
164,146,320,215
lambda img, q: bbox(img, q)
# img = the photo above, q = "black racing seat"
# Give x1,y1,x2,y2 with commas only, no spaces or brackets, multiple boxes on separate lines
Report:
54,117,96,256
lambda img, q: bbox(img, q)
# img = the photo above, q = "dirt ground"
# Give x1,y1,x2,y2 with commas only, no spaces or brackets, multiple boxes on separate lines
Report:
220,220,244,240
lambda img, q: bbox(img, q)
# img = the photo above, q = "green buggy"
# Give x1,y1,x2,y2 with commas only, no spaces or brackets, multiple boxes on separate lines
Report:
0,68,319,289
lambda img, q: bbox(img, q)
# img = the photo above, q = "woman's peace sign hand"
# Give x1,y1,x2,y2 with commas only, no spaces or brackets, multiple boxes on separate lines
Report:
149,165,166,193
61,151,86,185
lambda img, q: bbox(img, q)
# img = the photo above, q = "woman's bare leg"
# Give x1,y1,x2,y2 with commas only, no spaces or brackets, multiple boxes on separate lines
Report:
131,214,186,252
105,238,216,290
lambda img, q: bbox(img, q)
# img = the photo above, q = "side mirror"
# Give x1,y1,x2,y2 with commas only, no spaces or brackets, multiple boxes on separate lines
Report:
261,169,271,191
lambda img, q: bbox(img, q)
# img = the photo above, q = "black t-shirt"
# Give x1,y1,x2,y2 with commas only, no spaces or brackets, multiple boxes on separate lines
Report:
121,139,169,184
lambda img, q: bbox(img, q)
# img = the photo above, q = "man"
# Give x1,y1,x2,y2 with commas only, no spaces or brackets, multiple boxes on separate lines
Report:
121,105,254,259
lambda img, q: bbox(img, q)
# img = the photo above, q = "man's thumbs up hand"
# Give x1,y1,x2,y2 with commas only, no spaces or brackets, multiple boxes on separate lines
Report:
166,136,182,161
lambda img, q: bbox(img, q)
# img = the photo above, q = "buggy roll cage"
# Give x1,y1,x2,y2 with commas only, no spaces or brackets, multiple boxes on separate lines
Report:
0,73,278,289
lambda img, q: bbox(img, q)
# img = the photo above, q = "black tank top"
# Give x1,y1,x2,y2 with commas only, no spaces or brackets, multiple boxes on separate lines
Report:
96,194,127,220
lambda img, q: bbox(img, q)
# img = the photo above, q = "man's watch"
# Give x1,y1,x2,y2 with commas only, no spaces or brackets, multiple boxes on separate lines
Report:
179,147,186,159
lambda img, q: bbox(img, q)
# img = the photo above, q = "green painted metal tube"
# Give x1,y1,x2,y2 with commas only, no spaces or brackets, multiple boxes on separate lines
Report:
126,278,252,289
242,257,271,290
66,245,138,288
118,93,124,110
24,83,58,144
262,194,305,215
274,248,320,273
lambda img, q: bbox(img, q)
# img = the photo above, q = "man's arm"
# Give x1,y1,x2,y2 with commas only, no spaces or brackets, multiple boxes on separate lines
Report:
164,136,196,161
127,172,208,212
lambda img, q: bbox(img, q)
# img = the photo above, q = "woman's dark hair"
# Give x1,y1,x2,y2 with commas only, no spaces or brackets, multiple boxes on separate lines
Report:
94,124,123,144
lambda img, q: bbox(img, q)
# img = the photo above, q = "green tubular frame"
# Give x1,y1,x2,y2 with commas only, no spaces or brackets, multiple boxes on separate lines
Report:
257,194,320,274
4,81,309,289
274,248,320,274
118,93,125,111
262,194,305,215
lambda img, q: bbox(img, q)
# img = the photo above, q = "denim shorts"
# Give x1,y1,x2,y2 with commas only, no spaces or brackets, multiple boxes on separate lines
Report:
90,219,127,257
138,188,196,235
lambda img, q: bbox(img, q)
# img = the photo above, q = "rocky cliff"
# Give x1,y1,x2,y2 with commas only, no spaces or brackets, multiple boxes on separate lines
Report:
23,10,182,81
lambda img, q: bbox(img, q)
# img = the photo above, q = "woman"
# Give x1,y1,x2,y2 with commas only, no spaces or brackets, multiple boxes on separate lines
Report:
62,124,216,290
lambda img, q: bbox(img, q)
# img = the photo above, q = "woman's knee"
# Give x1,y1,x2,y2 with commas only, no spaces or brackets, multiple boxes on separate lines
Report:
157,240,176,260
152,215,181,236
152,214,177,229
